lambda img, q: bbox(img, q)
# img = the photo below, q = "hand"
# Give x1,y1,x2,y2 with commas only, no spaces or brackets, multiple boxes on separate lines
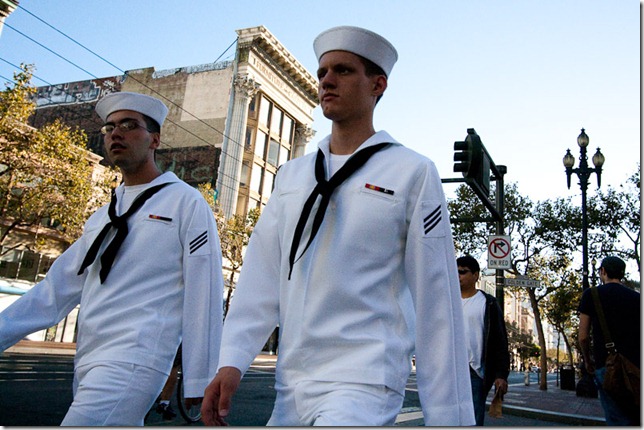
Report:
494,378,508,397
584,360,596,375
201,367,242,426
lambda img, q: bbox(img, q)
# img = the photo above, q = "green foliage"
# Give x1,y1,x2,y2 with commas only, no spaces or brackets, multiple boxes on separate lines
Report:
506,320,535,364
448,179,636,386
588,164,641,273
0,64,113,249
198,183,260,316
541,259,582,365
447,184,490,255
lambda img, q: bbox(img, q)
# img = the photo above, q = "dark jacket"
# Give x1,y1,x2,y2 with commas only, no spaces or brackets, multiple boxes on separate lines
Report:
578,283,640,368
481,291,511,395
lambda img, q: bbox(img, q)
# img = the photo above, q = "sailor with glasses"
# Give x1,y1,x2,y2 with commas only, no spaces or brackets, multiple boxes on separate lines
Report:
0,91,224,426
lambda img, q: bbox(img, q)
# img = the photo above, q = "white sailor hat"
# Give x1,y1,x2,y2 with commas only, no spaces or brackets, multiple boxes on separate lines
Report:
96,91,169,127
313,26,398,77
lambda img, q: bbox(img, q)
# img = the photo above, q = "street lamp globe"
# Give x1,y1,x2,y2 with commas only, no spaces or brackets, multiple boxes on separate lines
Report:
592,148,605,168
577,128,589,147
563,149,575,168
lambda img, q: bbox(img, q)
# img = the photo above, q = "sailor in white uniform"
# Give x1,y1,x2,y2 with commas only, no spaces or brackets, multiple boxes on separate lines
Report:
202,26,475,426
0,92,224,426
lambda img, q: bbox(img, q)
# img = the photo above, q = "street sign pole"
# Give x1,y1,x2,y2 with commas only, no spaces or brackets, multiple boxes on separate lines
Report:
494,168,506,313
488,234,511,313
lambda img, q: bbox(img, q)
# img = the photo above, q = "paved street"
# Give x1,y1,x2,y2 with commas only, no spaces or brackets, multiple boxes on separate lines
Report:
0,352,74,426
0,351,605,426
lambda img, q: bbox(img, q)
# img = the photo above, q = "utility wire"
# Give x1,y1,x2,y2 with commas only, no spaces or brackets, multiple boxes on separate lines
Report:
0,62,237,193
12,5,240,144
3,22,99,79
4,20,238,148
4,6,253,193
1,15,249,194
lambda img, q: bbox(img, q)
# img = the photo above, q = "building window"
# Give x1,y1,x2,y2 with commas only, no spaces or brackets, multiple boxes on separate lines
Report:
248,93,258,119
17,251,39,282
0,249,19,279
267,139,280,167
281,116,293,145
258,96,271,127
245,127,253,152
244,94,298,207
278,145,290,167
255,131,267,158
240,161,250,187
262,171,275,197
0,247,54,282
250,163,263,194
270,107,283,135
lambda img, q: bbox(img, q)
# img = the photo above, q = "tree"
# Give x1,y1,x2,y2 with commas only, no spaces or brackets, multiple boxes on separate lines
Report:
542,266,581,367
198,183,259,316
589,164,641,274
0,64,113,252
448,184,490,255
449,182,583,390
506,320,535,370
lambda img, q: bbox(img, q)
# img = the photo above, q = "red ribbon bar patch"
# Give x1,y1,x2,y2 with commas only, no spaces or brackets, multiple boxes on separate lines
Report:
365,183,394,195
149,214,172,222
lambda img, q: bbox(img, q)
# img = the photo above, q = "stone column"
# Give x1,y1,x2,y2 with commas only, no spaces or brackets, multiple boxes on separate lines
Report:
217,74,260,218
0,0,18,37
293,125,316,159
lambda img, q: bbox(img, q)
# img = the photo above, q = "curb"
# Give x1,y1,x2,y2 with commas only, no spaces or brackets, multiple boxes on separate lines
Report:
5,340,76,356
496,402,605,426
395,404,606,427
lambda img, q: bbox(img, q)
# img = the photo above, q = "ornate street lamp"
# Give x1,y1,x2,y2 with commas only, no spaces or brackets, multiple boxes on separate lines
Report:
563,128,605,290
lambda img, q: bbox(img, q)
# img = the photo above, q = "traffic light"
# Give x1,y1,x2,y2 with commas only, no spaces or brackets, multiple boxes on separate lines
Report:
453,140,473,175
453,128,490,194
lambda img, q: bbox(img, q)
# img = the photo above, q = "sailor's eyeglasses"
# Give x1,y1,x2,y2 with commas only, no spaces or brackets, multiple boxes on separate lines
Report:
100,119,152,135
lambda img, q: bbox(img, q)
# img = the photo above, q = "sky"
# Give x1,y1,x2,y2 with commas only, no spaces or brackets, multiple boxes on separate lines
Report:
0,0,640,205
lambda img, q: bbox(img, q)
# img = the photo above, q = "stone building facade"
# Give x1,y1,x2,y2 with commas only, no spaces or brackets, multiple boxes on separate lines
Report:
4,26,318,344
30,25,319,219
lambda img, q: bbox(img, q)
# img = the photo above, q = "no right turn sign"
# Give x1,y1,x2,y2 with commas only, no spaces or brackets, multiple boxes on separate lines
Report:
488,235,511,270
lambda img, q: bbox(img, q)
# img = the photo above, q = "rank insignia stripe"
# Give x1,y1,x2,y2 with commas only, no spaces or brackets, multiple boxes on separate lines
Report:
423,206,442,235
149,214,172,222
364,183,394,195
189,231,208,254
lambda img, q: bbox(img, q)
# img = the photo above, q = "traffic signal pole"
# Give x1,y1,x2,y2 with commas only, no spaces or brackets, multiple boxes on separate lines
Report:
443,128,507,311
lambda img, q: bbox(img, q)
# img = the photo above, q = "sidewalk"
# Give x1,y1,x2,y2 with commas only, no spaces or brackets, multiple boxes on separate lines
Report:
396,378,605,426
488,379,605,426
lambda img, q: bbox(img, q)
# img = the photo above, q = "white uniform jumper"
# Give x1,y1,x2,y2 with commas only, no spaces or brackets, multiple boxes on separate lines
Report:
219,131,475,426
0,172,223,424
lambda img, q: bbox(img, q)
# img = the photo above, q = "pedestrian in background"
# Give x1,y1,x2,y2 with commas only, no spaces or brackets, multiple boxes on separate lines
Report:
155,345,182,420
0,92,224,426
201,25,474,426
457,255,510,425
578,256,640,425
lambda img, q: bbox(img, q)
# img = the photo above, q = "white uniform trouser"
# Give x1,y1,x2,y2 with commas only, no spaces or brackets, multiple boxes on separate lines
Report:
266,380,404,426
61,361,167,426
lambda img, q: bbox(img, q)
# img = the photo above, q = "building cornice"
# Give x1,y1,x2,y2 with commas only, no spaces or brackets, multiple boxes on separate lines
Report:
236,26,318,104
0,0,18,19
